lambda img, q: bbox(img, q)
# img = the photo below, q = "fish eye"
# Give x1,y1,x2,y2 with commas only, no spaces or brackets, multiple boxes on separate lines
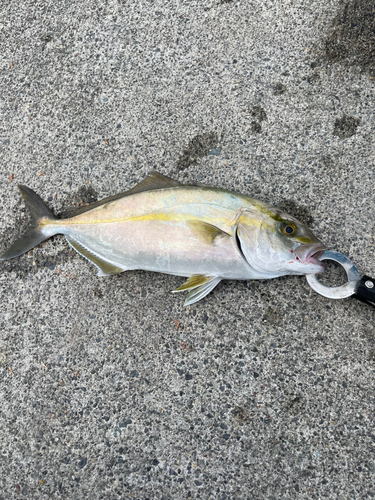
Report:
280,222,297,237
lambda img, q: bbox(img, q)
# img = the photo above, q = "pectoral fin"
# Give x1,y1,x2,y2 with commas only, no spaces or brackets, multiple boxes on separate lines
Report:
65,236,124,276
172,274,222,306
187,220,230,246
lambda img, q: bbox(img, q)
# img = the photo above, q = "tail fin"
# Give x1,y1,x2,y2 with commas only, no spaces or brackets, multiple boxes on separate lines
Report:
0,185,57,260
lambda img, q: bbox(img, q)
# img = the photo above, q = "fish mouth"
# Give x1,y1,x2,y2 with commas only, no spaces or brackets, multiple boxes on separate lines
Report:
295,243,327,268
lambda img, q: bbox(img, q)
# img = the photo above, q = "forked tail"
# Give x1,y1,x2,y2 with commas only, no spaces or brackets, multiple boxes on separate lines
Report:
0,185,57,260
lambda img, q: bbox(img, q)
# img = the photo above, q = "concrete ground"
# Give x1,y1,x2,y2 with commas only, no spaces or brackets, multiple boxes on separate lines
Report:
0,0,374,498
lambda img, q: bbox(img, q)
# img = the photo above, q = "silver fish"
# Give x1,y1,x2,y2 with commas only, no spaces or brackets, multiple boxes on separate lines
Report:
0,171,326,305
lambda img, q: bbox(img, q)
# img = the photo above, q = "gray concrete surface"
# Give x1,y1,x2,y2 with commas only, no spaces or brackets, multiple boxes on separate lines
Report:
1,0,374,498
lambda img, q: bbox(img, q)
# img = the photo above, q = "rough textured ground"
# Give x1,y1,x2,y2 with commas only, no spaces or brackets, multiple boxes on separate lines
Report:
0,0,374,499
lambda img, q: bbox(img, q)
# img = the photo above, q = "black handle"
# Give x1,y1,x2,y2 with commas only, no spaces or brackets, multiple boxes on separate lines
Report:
353,276,375,307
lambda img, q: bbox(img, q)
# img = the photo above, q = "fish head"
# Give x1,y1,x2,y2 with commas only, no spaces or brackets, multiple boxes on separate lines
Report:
236,204,326,277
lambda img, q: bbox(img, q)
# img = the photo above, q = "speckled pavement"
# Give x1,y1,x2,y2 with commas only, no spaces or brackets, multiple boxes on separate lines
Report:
0,1,374,499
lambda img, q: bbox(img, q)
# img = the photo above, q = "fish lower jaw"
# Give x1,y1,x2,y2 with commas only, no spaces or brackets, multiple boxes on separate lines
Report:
301,261,326,274
285,258,325,275
300,252,326,274
304,255,325,268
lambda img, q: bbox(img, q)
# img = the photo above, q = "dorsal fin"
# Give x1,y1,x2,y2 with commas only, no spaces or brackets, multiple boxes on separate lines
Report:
69,171,181,217
130,170,181,191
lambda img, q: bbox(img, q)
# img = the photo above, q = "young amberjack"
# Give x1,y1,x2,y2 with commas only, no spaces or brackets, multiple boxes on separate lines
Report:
0,171,326,305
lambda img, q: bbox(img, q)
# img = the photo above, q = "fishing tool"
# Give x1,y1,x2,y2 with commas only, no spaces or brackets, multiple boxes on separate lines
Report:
306,251,375,308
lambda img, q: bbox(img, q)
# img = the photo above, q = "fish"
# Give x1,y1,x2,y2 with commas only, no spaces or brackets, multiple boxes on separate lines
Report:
0,171,326,305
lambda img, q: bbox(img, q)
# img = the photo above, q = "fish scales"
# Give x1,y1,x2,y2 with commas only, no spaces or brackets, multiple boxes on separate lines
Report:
44,186,256,279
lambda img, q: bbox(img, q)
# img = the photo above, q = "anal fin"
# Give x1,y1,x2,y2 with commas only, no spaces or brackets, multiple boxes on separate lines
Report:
172,274,222,306
66,236,124,276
